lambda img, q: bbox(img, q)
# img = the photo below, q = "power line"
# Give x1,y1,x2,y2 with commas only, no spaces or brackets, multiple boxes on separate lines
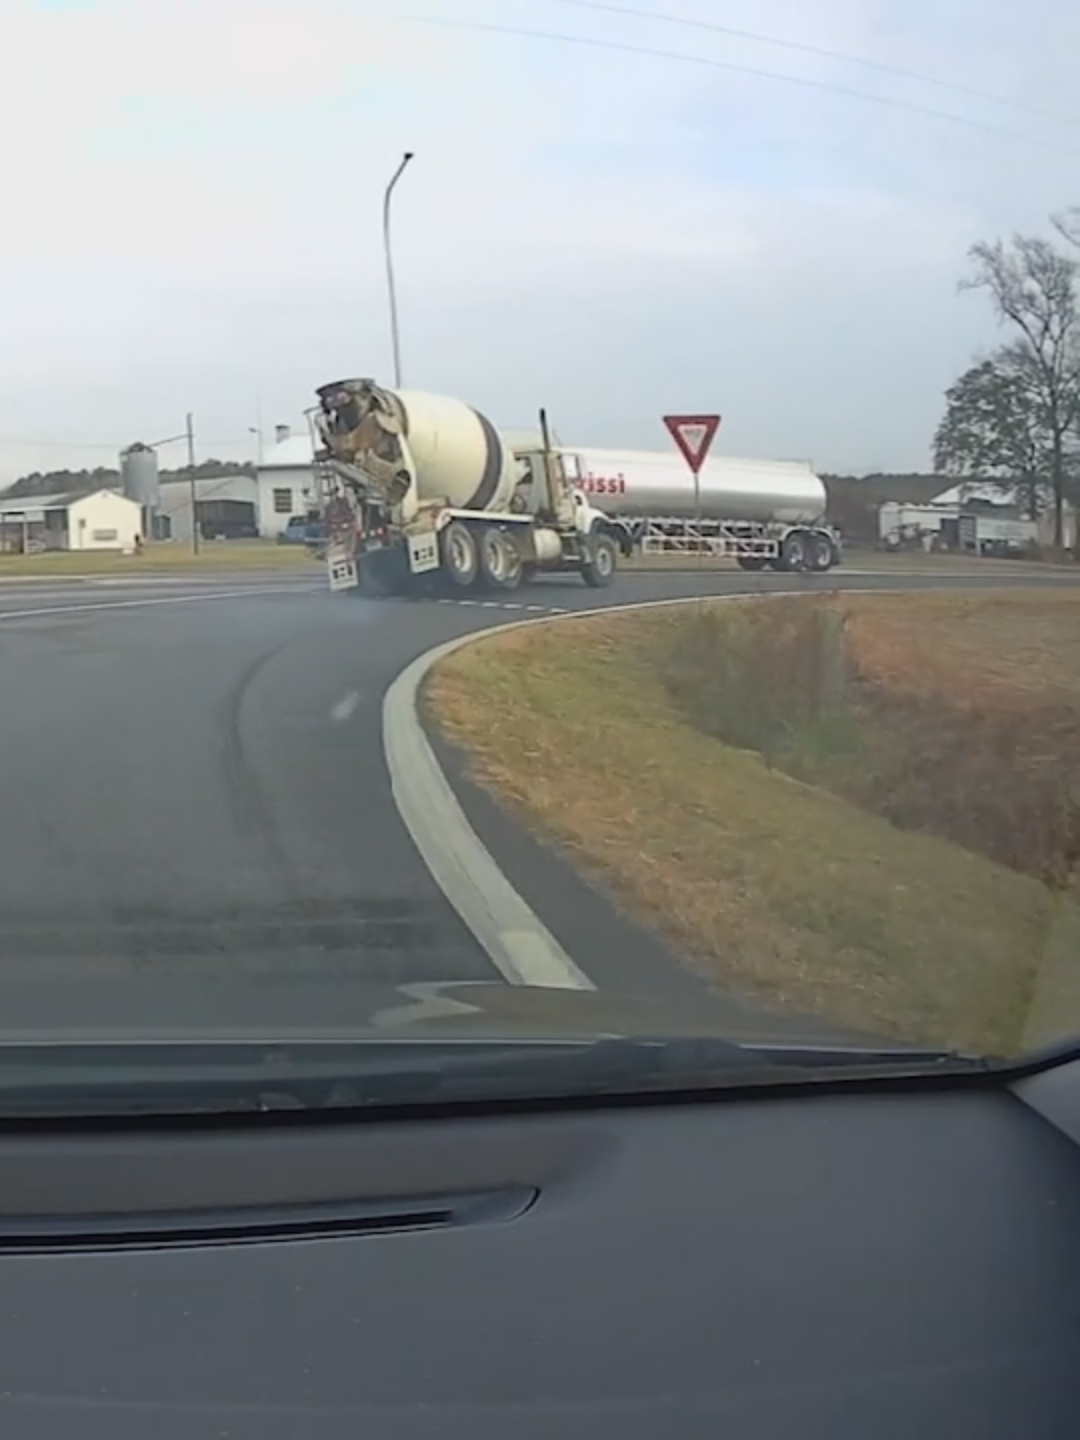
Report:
405,13,1080,157
544,0,1079,128
0,437,251,451
0,439,122,451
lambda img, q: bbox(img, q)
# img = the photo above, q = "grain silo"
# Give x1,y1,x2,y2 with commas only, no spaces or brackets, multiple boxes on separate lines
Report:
119,442,160,538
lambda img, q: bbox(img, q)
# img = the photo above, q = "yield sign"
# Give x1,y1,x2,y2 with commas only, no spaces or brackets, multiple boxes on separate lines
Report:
662,414,721,475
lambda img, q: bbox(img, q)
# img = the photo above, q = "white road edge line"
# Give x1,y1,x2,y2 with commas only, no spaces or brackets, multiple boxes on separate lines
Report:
383,580,1017,990
0,584,319,622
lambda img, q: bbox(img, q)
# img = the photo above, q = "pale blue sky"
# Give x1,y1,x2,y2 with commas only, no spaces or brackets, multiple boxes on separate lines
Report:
0,0,1076,481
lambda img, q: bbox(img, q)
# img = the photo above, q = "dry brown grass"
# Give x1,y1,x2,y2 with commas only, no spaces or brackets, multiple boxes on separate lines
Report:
826,593,1080,888
425,592,1080,1057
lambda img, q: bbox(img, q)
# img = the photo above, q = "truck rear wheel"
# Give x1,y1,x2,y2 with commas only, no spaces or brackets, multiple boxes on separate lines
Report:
581,532,617,587
478,526,523,591
441,521,479,589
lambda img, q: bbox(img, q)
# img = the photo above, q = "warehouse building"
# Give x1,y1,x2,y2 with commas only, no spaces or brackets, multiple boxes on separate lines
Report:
156,471,261,544
150,425,319,544
0,488,142,554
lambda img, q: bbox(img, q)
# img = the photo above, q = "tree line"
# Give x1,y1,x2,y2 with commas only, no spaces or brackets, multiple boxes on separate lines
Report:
933,208,1080,547
1,459,255,500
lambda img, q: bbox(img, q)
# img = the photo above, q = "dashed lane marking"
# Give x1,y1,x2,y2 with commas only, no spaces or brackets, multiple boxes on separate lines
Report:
330,690,361,722
361,594,568,615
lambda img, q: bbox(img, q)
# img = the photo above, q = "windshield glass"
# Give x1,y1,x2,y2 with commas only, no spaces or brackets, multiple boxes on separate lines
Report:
0,0,1076,1113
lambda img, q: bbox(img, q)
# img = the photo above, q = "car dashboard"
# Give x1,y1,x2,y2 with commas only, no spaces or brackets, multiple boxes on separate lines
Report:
2,1058,1080,1438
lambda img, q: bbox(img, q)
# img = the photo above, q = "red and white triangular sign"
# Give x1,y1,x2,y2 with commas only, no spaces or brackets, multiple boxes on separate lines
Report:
662,414,721,475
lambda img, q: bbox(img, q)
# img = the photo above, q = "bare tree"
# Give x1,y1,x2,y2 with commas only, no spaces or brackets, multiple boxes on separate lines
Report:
962,235,1080,546
1052,207,1080,253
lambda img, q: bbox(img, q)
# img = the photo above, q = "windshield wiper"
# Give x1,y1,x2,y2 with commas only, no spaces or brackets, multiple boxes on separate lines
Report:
0,1036,992,1119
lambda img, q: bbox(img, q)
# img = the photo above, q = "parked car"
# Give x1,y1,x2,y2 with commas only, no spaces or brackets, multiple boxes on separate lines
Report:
277,517,326,547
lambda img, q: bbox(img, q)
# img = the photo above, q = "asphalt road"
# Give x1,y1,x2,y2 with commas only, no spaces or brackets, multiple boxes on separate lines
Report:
0,561,1076,1033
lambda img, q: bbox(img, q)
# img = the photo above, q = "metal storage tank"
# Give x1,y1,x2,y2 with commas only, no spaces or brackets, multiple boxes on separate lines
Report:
119,442,160,538
119,443,160,509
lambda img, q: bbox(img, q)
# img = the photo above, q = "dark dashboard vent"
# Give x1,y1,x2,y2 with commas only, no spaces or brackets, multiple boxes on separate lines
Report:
0,1186,537,1255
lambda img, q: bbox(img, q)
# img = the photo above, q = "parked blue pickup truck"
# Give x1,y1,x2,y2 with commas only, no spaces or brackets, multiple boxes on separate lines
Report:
277,516,327,548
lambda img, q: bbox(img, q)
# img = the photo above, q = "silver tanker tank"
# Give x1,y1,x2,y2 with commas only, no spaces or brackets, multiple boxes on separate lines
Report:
314,379,523,516
570,447,827,526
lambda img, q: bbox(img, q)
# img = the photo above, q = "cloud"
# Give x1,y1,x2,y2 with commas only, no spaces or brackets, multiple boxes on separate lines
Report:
0,0,1076,479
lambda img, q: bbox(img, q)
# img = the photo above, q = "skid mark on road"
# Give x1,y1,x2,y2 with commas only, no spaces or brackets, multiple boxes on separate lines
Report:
0,900,480,978
216,643,296,890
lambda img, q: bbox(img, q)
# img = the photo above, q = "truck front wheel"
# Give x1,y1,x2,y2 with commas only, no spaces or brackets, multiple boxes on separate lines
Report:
581,532,617,587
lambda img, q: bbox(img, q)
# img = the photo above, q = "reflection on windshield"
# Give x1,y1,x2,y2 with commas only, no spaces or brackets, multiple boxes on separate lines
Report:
0,4,1077,1109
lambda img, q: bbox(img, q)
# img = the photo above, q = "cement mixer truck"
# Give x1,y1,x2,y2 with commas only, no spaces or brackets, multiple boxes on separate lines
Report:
307,379,627,596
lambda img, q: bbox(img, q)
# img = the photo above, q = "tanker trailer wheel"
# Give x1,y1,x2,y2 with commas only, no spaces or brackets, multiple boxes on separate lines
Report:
440,520,479,589
779,531,810,572
478,526,523,591
806,532,833,572
736,554,768,572
581,532,617,588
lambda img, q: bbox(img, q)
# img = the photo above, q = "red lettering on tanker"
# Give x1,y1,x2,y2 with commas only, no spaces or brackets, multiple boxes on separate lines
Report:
576,473,627,496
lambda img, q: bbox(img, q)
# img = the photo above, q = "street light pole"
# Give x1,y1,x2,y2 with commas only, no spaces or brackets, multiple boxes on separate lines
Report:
185,411,198,555
383,151,414,389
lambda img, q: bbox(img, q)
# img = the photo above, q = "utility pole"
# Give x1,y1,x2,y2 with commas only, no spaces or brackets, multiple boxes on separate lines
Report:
185,411,198,554
383,151,414,388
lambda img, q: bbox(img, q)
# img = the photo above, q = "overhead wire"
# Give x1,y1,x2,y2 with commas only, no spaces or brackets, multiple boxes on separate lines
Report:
403,12,1080,157
543,0,1078,128
0,437,251,451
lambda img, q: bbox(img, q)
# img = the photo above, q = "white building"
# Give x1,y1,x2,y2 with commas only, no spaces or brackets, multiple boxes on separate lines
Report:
255,424,317,536
880,483,1077,552
0,488,142,553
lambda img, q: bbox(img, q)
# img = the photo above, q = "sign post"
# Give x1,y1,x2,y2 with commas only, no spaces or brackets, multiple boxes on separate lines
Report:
662,414,721,560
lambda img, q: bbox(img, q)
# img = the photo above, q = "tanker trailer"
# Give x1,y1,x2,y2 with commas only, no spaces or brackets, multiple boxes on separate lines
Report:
570,447,841,571
308,379,625,595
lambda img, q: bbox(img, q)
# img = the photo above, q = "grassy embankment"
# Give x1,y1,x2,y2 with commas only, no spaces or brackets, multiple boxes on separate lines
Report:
424,590,1080,1056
